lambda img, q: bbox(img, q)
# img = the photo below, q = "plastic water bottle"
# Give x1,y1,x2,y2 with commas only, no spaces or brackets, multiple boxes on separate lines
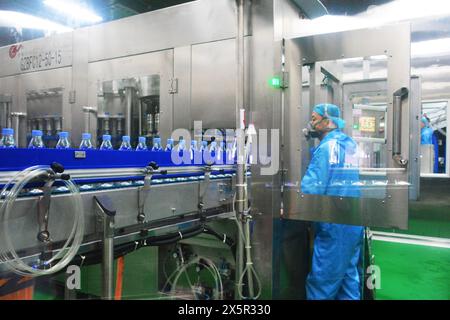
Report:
190,140,198,160
209,141,217,157
56,132,71,149
226,142,234,163
136,136,147,151
151,137,162,151
28,130,45,149
100,135,113,150
165,138,174,152
218,141,225,161
0,128,16,149
176,139,186,152
119,136,132,151
79,133,94,150
176,138,187,158
200,140,208,152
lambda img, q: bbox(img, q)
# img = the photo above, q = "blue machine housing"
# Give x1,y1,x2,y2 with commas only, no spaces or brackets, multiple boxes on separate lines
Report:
0,149,236,190
0,149,232,172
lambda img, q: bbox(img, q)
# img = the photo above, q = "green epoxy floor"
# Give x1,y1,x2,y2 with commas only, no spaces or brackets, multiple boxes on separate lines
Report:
372,240,450,300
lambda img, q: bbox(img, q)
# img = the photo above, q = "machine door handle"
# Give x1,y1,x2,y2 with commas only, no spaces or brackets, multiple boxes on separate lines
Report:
392,87,409,167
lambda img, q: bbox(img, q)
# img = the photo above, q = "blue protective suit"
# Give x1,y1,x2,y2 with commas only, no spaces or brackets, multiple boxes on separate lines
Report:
421,127,434,145
301,129,364,300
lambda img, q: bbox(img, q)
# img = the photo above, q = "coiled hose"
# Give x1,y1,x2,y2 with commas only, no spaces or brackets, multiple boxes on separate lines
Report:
0,165,85,276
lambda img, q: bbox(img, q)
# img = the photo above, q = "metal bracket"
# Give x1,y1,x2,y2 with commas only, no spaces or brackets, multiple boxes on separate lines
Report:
137,162,167,223
198,165,213,217
281,71,289,89
169,78,178,94
69,90,76,104
37,178,55,243
93,195,116,300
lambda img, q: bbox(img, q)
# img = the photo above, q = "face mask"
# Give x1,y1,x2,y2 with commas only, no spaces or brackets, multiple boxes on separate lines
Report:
302,121,321,140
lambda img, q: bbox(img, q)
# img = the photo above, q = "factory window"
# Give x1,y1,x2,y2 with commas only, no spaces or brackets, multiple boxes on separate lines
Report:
420,100,449,177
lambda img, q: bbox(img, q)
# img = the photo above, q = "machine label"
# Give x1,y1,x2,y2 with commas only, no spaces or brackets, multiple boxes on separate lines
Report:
0,33,72,77
74,151,87,159
19,50,63,72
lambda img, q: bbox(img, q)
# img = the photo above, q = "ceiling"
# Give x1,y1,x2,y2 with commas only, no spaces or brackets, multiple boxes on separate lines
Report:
0,0,395,46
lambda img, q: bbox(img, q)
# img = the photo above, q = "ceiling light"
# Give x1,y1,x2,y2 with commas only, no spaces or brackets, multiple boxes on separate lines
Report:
44,0,103,24
0,10,72,33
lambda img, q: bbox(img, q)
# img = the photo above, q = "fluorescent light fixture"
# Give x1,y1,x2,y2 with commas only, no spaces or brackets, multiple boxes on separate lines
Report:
0,10,72,33
360,0,450,24
44,0,103,24
412,38,450,57
290,0,450,38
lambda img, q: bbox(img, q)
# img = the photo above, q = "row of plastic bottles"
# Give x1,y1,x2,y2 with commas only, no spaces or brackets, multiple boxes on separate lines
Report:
1,128,235,154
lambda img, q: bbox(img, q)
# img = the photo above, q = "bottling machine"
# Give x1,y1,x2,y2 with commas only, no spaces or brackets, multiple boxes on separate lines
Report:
1,0,446,300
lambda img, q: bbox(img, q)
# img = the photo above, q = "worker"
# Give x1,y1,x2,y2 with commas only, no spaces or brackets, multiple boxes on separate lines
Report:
301,103,364,300
420,116,434,145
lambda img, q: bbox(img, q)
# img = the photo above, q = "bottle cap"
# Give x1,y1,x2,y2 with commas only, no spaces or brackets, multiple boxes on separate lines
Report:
2,128,13,136
32,130,43,137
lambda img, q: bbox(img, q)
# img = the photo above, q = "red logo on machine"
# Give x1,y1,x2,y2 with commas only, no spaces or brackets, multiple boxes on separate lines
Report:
9,44,23,59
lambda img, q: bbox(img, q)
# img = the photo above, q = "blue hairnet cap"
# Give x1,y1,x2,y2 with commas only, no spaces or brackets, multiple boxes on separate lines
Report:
313,103,346,129
421,116,429,126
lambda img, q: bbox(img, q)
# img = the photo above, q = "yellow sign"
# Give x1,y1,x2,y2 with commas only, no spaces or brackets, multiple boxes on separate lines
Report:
359,116,376,132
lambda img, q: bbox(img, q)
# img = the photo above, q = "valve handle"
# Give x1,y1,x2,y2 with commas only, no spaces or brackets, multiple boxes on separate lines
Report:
148,161,159,170
60,174,71,181
51,162,65,174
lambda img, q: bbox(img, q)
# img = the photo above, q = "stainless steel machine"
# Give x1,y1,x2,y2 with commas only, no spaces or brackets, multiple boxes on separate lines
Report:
0,0,437,300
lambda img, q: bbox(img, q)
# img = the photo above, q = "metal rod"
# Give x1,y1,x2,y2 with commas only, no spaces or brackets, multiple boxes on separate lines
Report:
83,110,90,134
6,102,12,129
12,115,20,145
102,214,115,300
392,87,408,166
10,112,26,147
235,0,246,300
125,88,133,136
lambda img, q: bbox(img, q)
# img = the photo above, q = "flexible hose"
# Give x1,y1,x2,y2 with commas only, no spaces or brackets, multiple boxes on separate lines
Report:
169,256,223,300
0,166,84,276
232,190,261,300
0,165,47,263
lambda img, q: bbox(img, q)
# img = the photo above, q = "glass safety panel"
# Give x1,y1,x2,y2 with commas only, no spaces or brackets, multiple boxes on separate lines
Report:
298,55,410,229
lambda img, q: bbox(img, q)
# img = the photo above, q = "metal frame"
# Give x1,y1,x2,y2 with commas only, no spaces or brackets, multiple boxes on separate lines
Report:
282,23,411,229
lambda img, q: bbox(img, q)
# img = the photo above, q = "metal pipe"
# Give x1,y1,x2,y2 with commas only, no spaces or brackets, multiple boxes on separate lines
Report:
138,100,143,136
83,107,97,134
235,0,246,300
6,102,12,129
102,220,114,300
236,0,245,214
45,118,53,136
10,112,26,147
54,117,62,134
125,87,133,136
